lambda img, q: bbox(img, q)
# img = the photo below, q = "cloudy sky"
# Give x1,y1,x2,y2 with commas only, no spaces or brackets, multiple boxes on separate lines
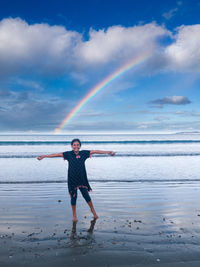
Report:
0,0,200,133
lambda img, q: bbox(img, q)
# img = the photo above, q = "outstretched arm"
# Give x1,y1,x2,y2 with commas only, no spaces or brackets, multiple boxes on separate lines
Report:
90,150,115,156
37,152,63,160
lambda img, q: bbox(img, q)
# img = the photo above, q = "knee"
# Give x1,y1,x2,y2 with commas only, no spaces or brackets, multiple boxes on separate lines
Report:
70,191,77,206
80,188,91,203
71,198,77,206
85,195,91,203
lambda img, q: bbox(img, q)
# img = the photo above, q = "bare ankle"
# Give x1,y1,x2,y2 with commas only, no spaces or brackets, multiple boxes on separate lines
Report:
73,216,78,222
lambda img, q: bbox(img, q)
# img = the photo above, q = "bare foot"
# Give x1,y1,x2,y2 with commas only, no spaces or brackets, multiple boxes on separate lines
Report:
93,214,99,220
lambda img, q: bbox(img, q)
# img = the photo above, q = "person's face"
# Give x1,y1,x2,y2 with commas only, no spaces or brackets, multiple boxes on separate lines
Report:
71,141,81,152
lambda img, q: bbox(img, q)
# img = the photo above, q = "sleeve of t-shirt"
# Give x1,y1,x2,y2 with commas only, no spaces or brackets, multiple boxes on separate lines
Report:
82,150,91,160
63,151,70,160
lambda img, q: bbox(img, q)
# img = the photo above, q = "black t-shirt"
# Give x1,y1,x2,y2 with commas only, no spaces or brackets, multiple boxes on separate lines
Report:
63,150,92,193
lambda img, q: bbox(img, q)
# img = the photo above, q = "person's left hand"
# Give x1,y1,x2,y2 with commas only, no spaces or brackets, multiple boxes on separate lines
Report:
37,155,45,160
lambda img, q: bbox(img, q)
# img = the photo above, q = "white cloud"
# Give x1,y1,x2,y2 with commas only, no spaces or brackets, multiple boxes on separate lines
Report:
0,17,200,81
165,24,200,72
0,17,81,77
137,125,148,129
149,96,191,107
162,1,182,20
16,79,44,91
162,8,178,20
174,110,200,117
0,18,169,78
154,116,170,121
76,23,168,65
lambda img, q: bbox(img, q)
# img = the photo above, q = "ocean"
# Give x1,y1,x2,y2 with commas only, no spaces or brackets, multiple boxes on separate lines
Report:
1,133,200,184
2,133,200,265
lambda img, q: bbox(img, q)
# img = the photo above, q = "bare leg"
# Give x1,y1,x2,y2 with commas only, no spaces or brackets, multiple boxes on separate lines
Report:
87,201,99,219
71,205,78,222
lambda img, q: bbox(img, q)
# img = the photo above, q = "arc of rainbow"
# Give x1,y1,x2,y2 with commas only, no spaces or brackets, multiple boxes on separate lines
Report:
54,52,151,134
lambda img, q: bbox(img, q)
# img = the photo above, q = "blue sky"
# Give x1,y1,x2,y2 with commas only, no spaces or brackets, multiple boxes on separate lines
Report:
0,0,200,133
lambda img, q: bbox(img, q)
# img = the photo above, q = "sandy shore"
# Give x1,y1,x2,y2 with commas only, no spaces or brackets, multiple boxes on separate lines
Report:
1,181,200,266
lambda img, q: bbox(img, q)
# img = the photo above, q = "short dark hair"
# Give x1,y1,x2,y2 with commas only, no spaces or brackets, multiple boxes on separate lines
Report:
71,138,81,146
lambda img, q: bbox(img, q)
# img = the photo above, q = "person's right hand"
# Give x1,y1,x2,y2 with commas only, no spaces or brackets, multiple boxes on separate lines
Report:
37,155,45,160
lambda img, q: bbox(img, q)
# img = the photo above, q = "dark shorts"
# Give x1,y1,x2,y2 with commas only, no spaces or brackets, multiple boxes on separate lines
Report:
70,186,91,205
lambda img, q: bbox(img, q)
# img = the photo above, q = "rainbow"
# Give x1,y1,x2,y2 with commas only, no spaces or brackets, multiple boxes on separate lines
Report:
54,52,151,133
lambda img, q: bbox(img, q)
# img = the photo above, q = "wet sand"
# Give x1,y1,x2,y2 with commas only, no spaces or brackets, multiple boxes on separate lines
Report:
1,181,200,266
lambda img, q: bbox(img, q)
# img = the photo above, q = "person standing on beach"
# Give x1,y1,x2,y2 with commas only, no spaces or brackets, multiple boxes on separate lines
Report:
37,138,115,222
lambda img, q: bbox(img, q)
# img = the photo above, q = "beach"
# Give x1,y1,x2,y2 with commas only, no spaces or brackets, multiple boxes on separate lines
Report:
1,181,200,266
1,133,200,266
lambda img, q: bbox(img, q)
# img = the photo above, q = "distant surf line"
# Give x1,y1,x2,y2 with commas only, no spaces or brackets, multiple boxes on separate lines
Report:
1,140,200,145
1,179,200,184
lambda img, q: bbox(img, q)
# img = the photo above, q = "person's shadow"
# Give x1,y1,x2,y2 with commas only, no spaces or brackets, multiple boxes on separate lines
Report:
70,219,97,247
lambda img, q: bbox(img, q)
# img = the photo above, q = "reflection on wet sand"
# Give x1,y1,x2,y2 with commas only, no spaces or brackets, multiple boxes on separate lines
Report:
2,182,200,266
70,219,97,247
